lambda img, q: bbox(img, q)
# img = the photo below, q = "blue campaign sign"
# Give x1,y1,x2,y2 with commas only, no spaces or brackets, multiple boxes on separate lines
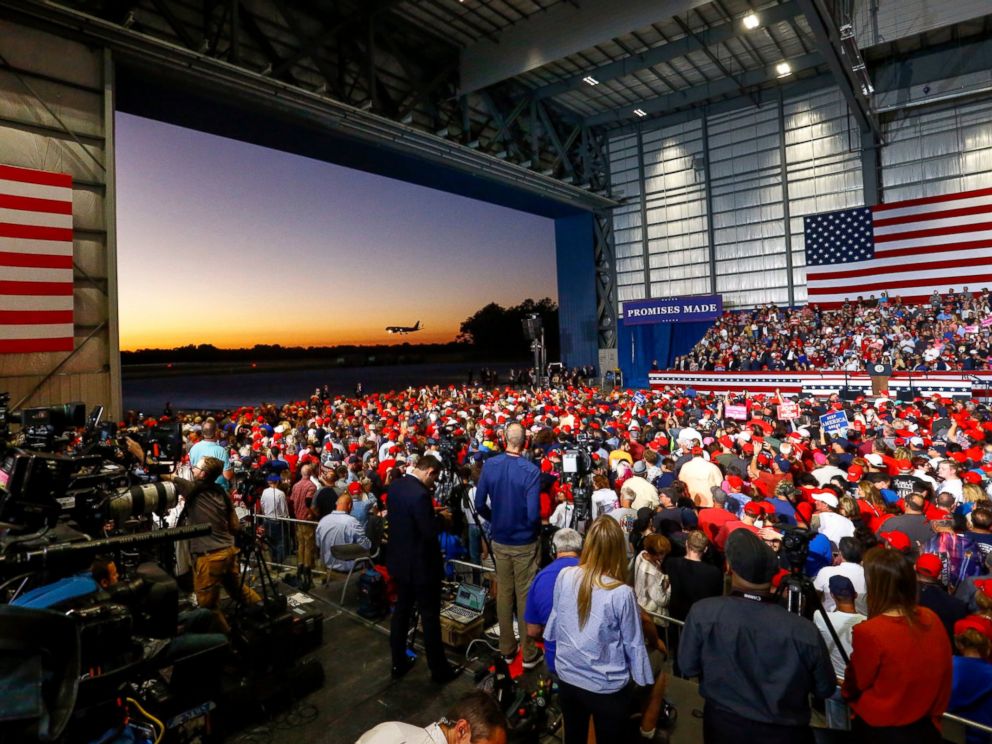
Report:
633,391,647,405
622,294,723,325
819,411,851,435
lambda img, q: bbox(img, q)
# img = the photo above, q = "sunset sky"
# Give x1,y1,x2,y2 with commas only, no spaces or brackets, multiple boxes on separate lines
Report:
115,113,557,350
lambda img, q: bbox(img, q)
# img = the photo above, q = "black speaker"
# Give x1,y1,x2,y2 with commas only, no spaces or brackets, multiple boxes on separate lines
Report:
896,389,914,402
838,388,859,401
521,315,542,341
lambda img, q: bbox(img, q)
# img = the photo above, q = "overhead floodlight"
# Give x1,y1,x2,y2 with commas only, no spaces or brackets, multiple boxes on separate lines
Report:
775,61,793,78
742,12,760,30
634,108,648,118
583,75,600,86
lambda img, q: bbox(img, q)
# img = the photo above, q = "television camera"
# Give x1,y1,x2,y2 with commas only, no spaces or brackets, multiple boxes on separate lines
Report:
560,434,597,532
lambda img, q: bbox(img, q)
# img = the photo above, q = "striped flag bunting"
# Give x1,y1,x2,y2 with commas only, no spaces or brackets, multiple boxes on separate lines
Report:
0,164,74,352
804,186,992,307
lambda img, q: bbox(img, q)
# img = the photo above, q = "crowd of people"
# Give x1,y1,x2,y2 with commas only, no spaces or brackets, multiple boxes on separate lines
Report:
670,287,992,372
115,373,992,743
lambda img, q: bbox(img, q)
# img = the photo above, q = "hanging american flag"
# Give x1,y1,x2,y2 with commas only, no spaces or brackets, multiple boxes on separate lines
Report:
0,164,74,352
804,186,992,308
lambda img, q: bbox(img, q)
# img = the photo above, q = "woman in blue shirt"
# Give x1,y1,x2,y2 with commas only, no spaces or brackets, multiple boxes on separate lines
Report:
546,516,654,744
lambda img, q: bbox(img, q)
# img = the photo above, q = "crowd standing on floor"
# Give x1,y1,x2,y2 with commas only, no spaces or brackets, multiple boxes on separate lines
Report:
671,287,992,372
119,374,992,743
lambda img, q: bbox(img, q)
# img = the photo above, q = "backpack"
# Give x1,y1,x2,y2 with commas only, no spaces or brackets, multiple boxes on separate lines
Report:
357,566,388,619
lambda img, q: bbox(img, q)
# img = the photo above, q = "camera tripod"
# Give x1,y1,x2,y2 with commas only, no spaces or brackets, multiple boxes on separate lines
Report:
231,505,286,623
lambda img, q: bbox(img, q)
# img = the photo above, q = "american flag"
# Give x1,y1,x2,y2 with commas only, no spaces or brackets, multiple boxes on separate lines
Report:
804,186,992,307
0,164,74,352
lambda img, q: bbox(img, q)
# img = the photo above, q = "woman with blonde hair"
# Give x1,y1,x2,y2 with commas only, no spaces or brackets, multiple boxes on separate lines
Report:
546,516,653,743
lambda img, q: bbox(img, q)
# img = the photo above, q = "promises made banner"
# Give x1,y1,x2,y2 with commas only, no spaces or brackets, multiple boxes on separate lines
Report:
622,294,723,325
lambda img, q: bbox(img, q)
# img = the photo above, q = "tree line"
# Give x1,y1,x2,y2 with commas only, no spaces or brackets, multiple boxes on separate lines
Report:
121,298,559,364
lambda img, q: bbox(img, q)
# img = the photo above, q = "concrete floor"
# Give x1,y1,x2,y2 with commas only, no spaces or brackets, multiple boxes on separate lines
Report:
224,566,704,744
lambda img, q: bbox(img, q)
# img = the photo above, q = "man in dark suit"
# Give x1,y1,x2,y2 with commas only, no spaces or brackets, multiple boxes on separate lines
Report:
386,454,459,683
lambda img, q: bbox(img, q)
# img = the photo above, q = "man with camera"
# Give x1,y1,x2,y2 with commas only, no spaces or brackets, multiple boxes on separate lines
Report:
357,690,508,744
165,455,260,632
474,422,543,668
679,529,835,743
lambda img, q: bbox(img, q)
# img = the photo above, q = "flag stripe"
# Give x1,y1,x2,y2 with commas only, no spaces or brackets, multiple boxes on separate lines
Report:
869,193,992,221
0,266,72,283
0,207,73,229
805,253,992,282
808,264,990,289
0,251,73,269
0,238,73,257
0,323,74,340
0,310,73,325
0,223,73,242
0,280,74,296
872,186,992,212
873,221,992,244
0,178,72,202
806,187,992,306
0,165,72,188
872,205,992,233
0,193,73,215
0,338,74,352
0,295,74,311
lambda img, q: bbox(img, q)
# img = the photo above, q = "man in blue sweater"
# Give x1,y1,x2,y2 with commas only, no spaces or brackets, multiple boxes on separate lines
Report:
475,421,543,667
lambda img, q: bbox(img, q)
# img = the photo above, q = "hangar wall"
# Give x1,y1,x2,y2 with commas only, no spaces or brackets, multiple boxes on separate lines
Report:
0,20,121,418
608,85,992,314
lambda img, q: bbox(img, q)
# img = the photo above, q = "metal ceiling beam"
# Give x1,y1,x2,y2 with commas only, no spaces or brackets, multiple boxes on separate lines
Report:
461,0,712,93
0,0,617,212
795,0,879,138
533,1,802,101
584,51,822,126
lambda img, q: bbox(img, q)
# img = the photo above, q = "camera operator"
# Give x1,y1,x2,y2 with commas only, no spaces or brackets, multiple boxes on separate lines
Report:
164,455,260,632
679,529,835,743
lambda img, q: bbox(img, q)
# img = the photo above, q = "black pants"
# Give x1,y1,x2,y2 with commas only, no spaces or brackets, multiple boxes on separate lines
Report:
851,716,941,744
703,704,814,744
389,580,448,674
557,678,636,744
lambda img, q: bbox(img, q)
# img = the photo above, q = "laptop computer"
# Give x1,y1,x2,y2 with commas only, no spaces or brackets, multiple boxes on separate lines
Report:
440,582,487,625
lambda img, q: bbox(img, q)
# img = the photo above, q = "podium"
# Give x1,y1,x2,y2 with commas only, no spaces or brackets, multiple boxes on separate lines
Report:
866,362,892,396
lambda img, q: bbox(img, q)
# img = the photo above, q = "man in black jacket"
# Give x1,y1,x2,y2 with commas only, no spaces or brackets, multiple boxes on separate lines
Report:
386,455,459,683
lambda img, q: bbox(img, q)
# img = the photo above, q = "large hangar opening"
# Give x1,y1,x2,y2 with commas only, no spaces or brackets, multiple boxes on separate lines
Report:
115,112,556,408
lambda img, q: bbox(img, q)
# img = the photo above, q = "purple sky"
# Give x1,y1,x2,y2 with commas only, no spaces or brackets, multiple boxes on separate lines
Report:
115,113,556,349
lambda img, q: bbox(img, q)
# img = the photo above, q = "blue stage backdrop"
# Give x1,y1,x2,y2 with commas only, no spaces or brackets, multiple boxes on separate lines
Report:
618,294,721,388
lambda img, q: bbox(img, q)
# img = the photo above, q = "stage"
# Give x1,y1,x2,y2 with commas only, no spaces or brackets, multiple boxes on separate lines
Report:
647,370,992,399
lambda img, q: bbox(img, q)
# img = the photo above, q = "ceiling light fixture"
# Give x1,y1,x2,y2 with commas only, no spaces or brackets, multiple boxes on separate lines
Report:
583,75,600,86
634,108,648,118
775,61,793,78
742,12,760,30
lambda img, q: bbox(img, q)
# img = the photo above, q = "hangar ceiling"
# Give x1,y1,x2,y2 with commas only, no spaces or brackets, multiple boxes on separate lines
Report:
2,0,989,203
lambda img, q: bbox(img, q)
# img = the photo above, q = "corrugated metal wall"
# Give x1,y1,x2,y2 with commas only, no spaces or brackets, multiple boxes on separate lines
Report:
784,88,865,304
608,86,867,313
644,122,710,299
881,96,992,202
708,104,788,306
0,20,121,418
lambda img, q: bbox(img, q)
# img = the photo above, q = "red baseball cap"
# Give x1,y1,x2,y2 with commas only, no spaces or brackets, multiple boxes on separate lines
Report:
975,578,992,600
954,615,992,643
915,553,942,580
881,531,911,552
347,481,362,495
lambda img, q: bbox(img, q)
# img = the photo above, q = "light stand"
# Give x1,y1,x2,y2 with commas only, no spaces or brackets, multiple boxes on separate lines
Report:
522,314,545,387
